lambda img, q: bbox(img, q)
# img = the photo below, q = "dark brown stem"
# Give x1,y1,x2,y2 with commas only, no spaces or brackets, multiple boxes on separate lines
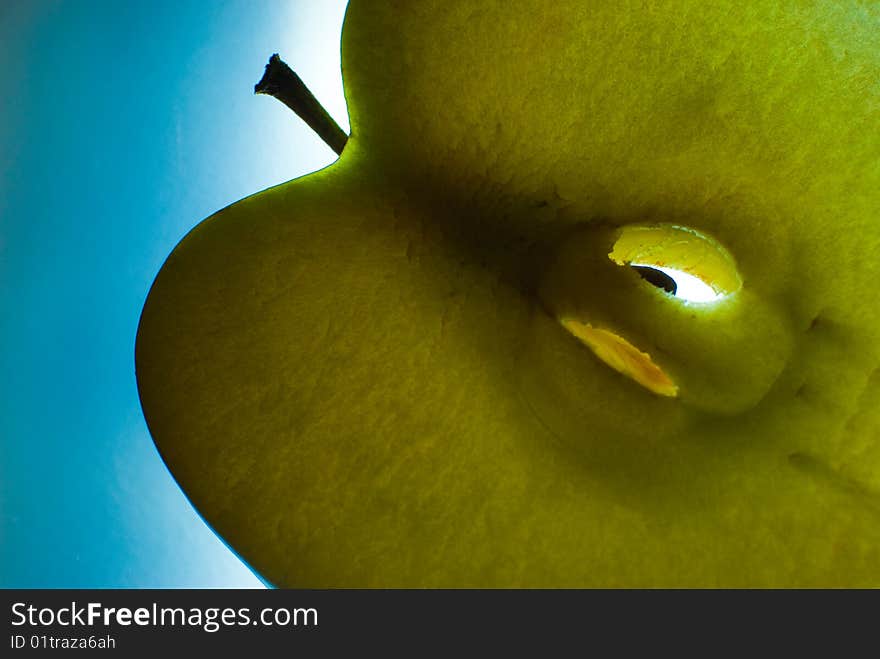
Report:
254,54,348,156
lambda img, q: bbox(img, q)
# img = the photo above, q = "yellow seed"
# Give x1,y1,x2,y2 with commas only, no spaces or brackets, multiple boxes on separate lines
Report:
560,318,679,397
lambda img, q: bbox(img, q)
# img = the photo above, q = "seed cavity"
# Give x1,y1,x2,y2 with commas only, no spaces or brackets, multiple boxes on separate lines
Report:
610,224,741,303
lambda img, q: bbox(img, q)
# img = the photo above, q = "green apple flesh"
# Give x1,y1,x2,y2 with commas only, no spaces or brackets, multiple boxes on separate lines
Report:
136,1,880,586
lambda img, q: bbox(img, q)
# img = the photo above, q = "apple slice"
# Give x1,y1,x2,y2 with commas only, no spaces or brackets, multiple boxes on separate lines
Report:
137,0,880,586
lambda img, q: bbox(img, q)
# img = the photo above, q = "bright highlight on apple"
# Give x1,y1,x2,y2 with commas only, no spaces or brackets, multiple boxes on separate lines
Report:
632,263,723,303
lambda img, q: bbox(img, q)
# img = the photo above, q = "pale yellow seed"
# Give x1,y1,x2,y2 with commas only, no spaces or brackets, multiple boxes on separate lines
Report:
560,318,679,398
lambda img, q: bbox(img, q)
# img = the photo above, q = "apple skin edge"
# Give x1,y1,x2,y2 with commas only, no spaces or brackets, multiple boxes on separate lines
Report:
135,1,880,586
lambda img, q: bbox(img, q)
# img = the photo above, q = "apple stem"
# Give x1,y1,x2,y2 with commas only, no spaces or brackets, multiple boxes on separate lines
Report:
254,54,348,156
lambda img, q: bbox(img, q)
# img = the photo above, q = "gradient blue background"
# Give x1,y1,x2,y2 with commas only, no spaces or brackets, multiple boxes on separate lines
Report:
0,0,350,587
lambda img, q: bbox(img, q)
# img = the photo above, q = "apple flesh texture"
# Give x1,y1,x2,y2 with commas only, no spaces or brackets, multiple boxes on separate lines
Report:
136,0,880,586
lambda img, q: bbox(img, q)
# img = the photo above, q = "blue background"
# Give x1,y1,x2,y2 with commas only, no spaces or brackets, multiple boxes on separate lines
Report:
0,0,350,587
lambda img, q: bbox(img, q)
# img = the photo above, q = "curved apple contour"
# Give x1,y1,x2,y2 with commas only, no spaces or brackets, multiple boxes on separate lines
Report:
136,1,880,586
